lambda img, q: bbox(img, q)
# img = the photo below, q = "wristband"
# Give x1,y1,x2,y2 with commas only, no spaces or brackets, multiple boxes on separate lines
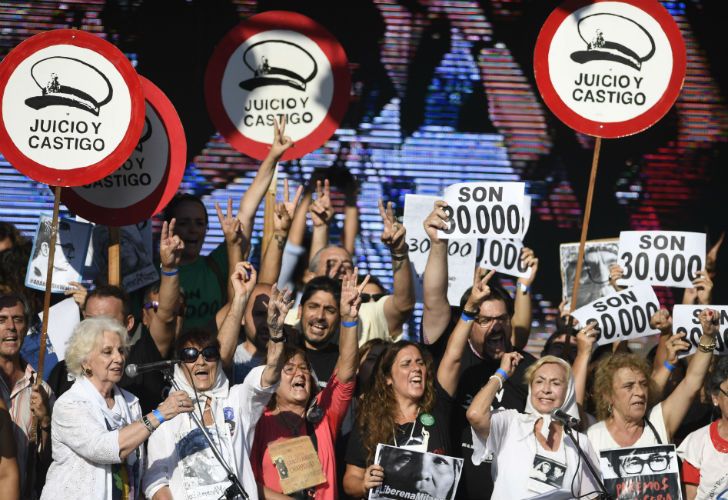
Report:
461,311,476,322
160,266,179,277
342,320,358,328
663,360,676,372
517,282,530,294
391,253,409,261
142,415,156,433
152,408,166,425
495,368,509,381
488,374,504,391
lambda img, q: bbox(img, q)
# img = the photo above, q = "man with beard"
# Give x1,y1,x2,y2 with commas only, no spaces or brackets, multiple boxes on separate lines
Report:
419,201,539,499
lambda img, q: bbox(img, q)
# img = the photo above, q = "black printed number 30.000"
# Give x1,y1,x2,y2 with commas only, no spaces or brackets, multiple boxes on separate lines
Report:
620,251,701,283
442,204,520,236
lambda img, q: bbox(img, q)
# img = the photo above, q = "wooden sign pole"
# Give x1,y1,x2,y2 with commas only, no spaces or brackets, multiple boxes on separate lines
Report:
35,185,62,381
568,137,603,315
108,226,121,286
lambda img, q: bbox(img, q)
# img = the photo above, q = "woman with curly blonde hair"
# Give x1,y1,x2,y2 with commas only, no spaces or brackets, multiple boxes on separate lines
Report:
585,308,718,454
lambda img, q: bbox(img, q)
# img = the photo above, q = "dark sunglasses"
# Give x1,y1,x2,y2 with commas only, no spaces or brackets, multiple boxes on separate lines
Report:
144,300,186,316
180,346,220,363
360,292,387,303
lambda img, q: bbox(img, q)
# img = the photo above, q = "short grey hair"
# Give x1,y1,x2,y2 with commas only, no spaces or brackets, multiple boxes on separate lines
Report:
65,317,128,377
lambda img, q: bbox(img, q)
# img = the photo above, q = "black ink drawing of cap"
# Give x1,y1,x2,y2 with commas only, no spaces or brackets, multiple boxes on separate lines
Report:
135,116,153,153
239,40,317,92
570,13,655,71
25,56,113,115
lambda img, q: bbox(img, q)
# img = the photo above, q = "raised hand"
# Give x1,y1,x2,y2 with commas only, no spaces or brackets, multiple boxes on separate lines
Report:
649,309,673,333
216,197,244,246
692,270,713,305
518,247,539,287
498,351,523,378
379,199,406,253
575,321,599,355
665,331,690,364
274,178,304,234
267,284,294,340
309,179,334,227
608,264,624,291
269,116,294,159
698,308,719,339
159,219,185,270
230,261,257,299
423,200,449,243
465,268,495,312
341,267,370,321
64,281,88,308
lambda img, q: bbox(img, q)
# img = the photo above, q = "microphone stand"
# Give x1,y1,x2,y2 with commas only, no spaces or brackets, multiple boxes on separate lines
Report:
560,423,613,500
161,368,249,500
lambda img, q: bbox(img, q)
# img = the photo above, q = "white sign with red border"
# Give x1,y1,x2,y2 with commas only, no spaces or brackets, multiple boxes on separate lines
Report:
0,29,145,186
61,76,186,227
205,11,350,161
534,0,686,138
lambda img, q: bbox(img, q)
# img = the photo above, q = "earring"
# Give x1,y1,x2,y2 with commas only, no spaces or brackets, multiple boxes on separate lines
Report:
607,403,612,415
84,367,92,376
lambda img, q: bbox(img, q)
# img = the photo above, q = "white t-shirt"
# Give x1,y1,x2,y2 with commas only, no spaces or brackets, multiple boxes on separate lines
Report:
587,403,668,454
472,408,601,499
677,422,728,499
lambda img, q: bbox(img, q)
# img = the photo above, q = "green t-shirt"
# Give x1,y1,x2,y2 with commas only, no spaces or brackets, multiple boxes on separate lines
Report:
179,244,227,329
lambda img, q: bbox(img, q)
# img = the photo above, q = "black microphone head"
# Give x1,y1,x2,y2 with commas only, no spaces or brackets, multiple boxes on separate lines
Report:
125,364,138,378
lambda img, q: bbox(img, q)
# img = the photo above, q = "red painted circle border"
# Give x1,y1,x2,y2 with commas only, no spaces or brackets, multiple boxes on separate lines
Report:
204,10,350,161
61,76,187,227
0,29,145,186
533,0,686,138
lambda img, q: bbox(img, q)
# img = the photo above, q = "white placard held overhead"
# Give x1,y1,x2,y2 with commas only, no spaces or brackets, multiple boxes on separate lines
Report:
403,194,438,275
479,239,532,279
617,231,705,288
672,305,728,357
571,284,660,346
438,182,527,240
38,297,81,360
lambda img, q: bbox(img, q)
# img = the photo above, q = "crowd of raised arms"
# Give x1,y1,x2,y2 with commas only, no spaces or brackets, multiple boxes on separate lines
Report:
1,122,727,500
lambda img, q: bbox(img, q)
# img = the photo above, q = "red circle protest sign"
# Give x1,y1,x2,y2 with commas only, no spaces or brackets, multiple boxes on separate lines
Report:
205,11,350,161
534,0,686,138
0,29,145,186
61,76,186,227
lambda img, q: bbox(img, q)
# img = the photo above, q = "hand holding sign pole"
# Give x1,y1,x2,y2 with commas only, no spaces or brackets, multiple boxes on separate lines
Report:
534,0,686,314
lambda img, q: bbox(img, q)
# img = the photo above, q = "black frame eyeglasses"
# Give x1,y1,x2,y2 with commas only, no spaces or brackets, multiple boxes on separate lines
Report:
619,453,670,475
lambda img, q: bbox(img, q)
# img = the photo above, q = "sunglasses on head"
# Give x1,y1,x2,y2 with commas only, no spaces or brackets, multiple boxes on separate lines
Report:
360,292,387,303
180,346,220,363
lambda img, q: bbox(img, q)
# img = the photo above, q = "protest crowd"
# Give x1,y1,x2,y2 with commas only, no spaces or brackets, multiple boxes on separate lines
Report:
2,122,728,500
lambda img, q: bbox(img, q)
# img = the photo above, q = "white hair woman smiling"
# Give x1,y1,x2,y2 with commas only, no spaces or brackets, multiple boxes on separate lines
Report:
41,317,193,500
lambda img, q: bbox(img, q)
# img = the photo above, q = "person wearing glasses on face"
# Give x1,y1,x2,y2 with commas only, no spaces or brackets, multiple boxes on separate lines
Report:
143,286,289,500
677,356,728,499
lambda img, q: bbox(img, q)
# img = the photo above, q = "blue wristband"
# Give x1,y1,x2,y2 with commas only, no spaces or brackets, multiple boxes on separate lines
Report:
160,267,179,277
495,368,509,381
461,311,475,322
663,360,676,372
152,408,165,425
342,320,358,328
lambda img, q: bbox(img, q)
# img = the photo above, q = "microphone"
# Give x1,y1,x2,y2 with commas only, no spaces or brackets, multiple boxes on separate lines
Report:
125,360,180,378
551,408,580,429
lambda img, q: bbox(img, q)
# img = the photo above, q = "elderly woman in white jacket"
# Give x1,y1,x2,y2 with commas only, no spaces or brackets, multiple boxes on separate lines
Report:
144,284,289,500
41,317,193,500
467,353,601,499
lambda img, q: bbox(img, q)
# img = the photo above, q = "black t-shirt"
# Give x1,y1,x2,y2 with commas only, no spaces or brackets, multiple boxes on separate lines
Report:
120,327,170,414
305,343,340,389
345,381,454,469
425,309,535,500
47,359,74,398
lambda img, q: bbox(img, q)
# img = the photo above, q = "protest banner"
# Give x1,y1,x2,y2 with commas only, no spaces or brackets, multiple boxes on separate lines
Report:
617,231,705,288
599,444,682,500
402,194,477,306
480,238,532,280
571,284,660,345
534,0,686,314
437,182,527,241
672,305,728,357
25,215,92,293
560,239,619,310
268,436,326,495
370,444,463,500
205,10,350,161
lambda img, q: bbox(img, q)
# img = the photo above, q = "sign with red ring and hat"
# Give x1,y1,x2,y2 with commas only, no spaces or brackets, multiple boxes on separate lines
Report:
61,76,186,227
534,0,686,138
0,29,145,186
205,10,350,161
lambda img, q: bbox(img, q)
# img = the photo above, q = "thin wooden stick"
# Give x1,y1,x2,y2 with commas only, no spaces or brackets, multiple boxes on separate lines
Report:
108,226,120,286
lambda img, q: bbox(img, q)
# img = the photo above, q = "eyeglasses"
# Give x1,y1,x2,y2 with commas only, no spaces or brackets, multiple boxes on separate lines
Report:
144,301,186,316
180,346,220,363
361,292,387,303
474,314,510,327
620,453,669,475
719,386,728,398
282,363,310,376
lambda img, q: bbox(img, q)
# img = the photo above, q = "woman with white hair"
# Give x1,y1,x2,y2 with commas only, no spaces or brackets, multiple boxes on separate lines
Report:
40,317,193,500
467,353,601,499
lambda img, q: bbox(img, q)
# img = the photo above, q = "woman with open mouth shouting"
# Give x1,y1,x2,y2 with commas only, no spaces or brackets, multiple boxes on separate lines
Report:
144,270,289,500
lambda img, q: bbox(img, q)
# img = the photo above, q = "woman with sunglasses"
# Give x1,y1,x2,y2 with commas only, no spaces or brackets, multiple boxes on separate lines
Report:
143,285,290,500
677,355,728,499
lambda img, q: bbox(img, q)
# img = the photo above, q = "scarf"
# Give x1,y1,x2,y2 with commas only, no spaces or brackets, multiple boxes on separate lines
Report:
522,357,579,439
